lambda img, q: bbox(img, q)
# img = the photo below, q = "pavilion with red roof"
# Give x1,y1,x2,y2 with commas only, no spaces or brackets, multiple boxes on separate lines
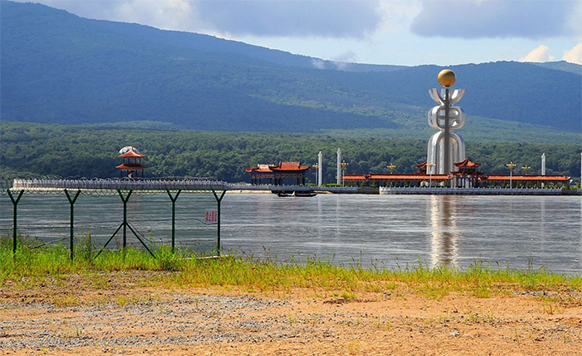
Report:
451,158,484,187
246,162,311,185
116,146,148,179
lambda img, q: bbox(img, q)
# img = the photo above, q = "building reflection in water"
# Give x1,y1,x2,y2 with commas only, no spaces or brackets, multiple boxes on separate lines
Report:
429,195,459,268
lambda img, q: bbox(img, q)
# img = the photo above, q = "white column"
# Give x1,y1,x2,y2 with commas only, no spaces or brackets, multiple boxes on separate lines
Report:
336,148,341,185
318,151,323,187
541,153,546,176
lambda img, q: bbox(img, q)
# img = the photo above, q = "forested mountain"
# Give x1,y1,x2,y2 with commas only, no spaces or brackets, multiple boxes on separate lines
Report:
1,1,581,140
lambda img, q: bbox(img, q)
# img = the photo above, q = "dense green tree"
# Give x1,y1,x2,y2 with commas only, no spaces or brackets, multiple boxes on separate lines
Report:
1,122,580,184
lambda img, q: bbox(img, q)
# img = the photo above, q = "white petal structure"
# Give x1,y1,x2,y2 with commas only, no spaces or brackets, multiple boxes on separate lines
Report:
426,87,466,175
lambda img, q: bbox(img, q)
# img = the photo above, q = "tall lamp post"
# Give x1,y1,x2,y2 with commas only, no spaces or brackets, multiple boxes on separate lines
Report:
387,164,396,174
341,160,349,187
522,165,531,175
427,163,436,187
506,162,516,189
313,163,319,186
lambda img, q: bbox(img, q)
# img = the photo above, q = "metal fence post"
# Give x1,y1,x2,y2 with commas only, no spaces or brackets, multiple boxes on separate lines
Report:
65,189,81,261
166,189,182,253
212,189,226,256
118,189,133,252
96,189,155,259
7,189,24,255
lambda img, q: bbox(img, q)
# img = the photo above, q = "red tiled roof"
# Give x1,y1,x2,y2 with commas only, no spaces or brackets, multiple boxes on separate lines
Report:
454,157,481,168
119,149,146,158
271,162,310,171
116,163,148,170
246,164,273,173
343,174,452,181
415,161,427,170
343,175,368,181
370,174,452,181
246,162,310,173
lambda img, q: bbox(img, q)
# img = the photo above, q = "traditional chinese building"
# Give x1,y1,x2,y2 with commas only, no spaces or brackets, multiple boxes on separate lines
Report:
116,146,148,179
343,172,452,187
481,174,570,188
451,158,484,188
342,157,570,188
246,162,311,185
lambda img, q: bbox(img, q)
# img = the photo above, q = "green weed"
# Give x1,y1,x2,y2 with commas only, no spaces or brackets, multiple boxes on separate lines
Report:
1,234,581,296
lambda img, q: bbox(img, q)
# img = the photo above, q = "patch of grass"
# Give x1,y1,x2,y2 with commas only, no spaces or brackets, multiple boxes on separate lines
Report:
347,341,360,355
373,316,391,330
51,294,82,307
472,285,492,298
340,292,356,300
1,234,581,296
540,298,562,315
419,283,451,300
115,294,158,307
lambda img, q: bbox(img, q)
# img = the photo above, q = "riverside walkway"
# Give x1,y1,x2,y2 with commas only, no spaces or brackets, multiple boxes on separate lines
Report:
6,179,581,195
10,178,229,192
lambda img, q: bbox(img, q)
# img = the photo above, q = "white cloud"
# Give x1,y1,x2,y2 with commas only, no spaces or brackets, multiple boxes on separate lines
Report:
411,0,579,39
111,0,195,30
194,0,384,38
331,50,357,70
520,45,555,62
563,42,582,65
14,0,395,38
311,59,326,69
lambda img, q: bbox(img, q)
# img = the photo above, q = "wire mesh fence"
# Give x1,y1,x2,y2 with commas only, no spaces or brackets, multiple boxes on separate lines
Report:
1,188,224,256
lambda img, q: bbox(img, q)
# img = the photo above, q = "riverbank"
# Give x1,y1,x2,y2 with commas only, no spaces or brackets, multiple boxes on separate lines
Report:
1,245,581,355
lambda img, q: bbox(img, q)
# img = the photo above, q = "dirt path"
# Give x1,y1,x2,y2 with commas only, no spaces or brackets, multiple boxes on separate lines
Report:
1,274,581,355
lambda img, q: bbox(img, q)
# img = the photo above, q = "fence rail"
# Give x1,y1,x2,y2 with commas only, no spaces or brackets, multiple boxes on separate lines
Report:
10,178,230,192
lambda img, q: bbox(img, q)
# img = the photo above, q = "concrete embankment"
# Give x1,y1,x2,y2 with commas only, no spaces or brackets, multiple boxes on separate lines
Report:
379,187,581,195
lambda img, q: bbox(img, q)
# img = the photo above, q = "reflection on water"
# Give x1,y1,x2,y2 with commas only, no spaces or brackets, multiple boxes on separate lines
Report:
221,194,582,274
430,195,459,268
1,193,581,273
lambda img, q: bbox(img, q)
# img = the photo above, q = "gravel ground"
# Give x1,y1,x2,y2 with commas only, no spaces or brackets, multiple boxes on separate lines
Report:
1,294,297,351
1,272,582,355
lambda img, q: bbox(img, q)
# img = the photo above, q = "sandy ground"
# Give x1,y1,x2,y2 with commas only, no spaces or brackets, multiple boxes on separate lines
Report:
1,272,582,355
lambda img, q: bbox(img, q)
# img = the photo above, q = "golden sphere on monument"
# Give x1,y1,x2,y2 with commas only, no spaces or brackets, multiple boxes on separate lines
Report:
437,69,456,87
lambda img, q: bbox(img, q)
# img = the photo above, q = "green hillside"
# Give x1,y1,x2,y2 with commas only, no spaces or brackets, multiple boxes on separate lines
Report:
1,1,397,132
1,1,581,142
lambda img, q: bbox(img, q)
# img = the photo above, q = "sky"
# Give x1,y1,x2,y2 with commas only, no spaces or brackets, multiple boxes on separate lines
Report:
13,0,582,66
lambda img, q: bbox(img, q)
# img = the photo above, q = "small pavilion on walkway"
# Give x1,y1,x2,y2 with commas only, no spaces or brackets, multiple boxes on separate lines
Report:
116,146,148,179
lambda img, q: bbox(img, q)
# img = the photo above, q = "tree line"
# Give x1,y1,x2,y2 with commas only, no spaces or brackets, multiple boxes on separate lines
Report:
1,122,580,183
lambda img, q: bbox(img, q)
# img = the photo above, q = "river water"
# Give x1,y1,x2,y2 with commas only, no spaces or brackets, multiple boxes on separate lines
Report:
1,193,581,274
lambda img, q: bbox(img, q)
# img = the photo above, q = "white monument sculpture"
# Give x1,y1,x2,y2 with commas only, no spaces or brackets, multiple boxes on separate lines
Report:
426,70,466,178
